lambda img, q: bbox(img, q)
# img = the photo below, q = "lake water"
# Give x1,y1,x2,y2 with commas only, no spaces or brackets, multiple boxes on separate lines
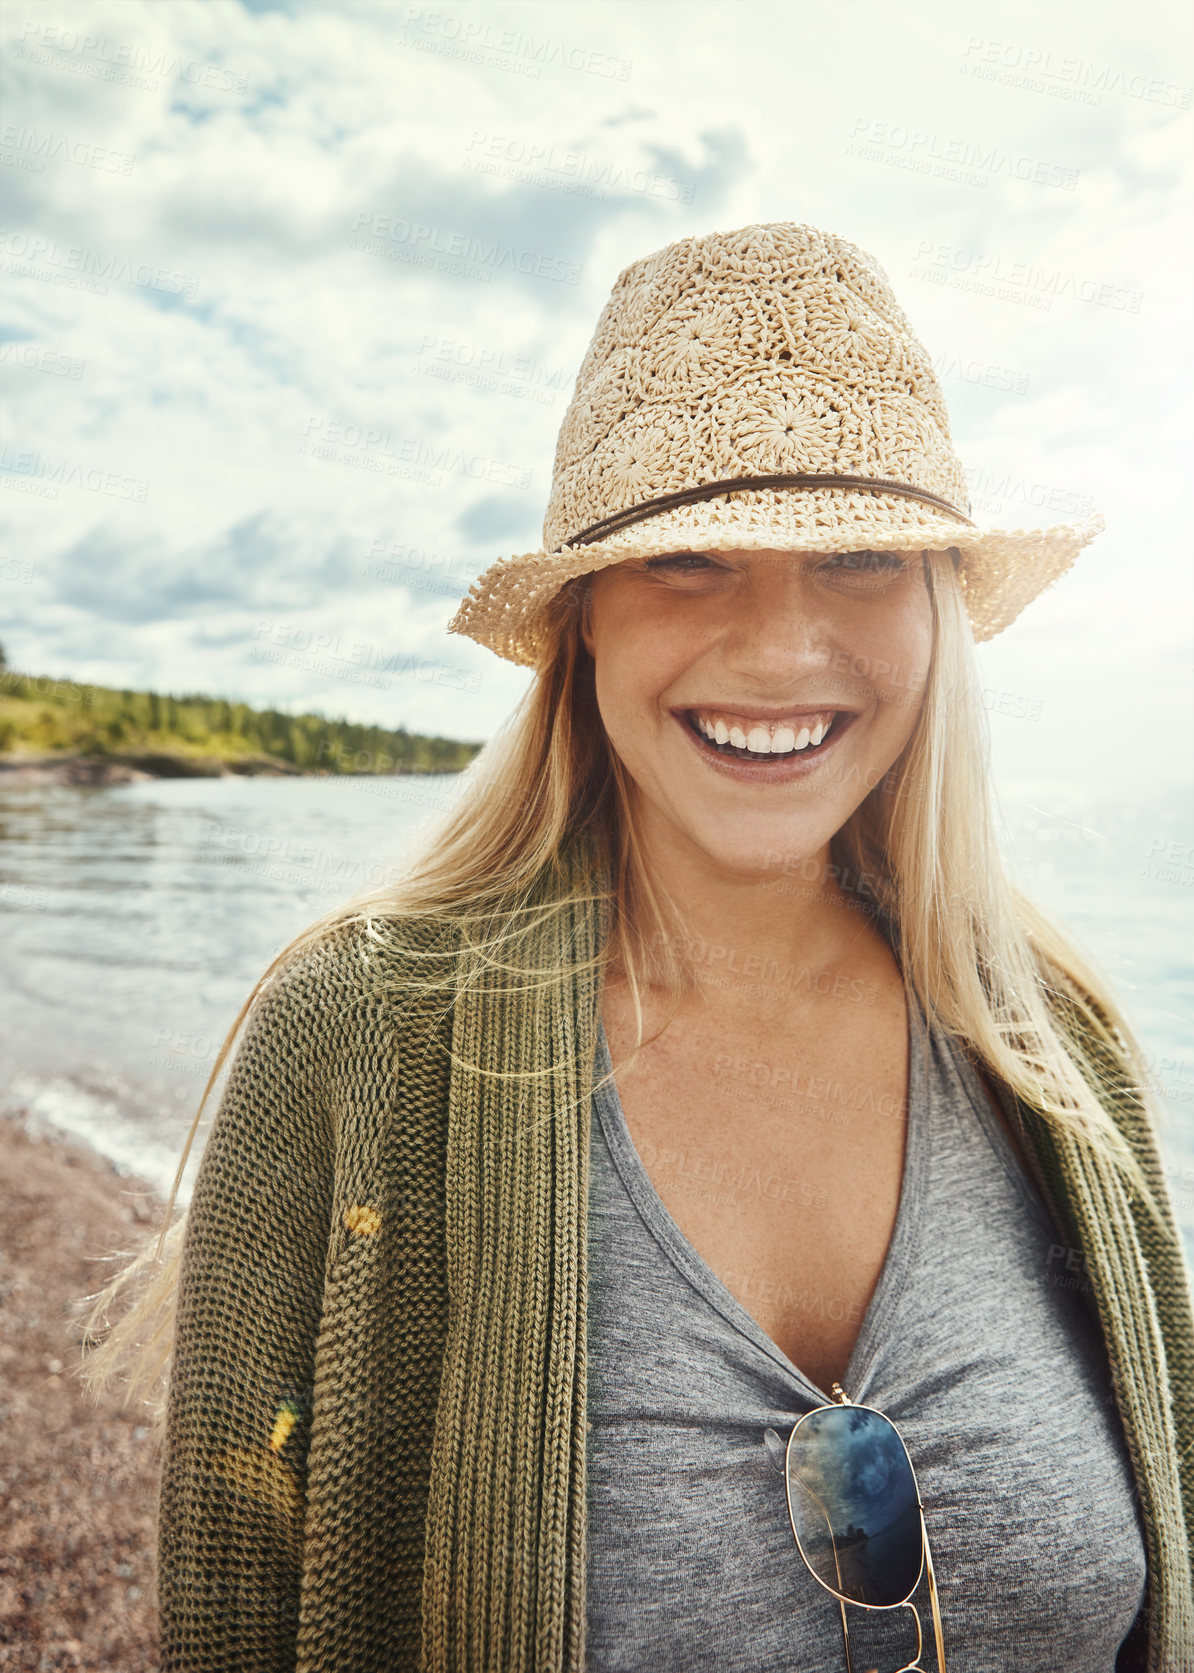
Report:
0,771,1190,1260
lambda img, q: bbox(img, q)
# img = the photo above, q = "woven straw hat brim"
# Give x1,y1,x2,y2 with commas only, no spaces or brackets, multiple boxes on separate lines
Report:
447,488,1106,668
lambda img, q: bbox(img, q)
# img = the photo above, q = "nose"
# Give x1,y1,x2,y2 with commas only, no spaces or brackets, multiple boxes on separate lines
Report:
717,562,833,688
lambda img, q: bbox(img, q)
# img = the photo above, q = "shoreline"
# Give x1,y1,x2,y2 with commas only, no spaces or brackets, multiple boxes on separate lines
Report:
0,751,303,786
0,1102,167,1665
0,752,466,786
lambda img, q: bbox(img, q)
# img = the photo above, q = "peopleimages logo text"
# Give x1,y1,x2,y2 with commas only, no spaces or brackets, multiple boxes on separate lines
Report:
17,21,249,90
912,242,1142,313
349,214,580,285
960,37,1190,108
0,231,197,296
0,445,148,500
848,119,1077,188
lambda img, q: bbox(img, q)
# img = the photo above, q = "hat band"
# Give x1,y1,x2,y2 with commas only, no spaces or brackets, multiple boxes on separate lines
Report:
555,472,975,552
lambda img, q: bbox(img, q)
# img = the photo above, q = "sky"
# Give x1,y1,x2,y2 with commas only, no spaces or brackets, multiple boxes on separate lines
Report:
1,0,1191,797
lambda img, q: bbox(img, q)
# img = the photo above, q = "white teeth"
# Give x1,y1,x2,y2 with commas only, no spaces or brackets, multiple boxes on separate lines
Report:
691,711,837,756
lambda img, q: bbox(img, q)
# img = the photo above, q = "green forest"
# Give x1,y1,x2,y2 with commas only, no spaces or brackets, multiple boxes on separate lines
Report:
0,648,480,775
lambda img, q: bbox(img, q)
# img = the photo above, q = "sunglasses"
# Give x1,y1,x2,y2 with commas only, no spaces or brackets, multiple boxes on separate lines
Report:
764,1382,947,1673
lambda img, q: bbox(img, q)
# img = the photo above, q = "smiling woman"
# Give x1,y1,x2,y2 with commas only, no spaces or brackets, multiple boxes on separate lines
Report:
76,224,1192,1673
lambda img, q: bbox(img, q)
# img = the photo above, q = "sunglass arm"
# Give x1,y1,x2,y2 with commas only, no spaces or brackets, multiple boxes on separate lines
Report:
921,1519,947,1673
837,1596,857,1673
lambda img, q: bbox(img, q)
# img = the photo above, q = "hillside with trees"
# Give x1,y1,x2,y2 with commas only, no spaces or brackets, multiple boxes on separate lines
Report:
0,646,480,777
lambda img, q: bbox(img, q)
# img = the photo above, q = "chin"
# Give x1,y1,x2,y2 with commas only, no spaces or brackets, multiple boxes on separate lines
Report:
689,820,840,887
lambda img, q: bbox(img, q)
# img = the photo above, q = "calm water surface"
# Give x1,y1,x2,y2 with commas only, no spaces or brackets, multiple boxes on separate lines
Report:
0,772,1190,1258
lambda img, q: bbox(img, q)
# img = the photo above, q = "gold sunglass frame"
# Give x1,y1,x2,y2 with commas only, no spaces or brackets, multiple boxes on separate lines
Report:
777,1382,947,1673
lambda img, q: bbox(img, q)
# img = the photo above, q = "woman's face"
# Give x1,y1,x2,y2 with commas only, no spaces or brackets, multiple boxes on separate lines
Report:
582,547,935,882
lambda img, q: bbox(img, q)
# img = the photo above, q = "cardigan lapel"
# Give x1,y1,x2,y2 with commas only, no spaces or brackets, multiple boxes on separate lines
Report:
1011,1001,1194,1673
421,858,607,1673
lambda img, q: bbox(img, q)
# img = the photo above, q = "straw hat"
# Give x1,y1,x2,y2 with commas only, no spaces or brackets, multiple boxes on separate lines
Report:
447,222,1104,667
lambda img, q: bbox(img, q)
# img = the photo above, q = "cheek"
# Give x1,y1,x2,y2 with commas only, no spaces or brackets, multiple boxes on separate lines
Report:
592,646,642,748
587,587,690,741
854,589,934,722
588,602,652,765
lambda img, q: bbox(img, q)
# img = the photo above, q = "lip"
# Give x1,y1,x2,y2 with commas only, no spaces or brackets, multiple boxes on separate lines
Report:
674,702,846,726
672,706,860,782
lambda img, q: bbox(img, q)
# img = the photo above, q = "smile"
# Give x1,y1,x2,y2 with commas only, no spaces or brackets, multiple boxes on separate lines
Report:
690,705,839,755
675,705,857,774
678,699,846,752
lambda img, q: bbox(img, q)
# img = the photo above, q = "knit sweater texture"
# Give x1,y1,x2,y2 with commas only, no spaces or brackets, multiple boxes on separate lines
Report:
157,860,1194,1673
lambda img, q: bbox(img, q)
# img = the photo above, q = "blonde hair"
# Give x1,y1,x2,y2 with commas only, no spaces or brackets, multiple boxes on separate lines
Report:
73,550,1168,1427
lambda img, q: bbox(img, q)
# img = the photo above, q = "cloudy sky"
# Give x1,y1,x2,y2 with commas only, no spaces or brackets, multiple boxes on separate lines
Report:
1,0,1190,793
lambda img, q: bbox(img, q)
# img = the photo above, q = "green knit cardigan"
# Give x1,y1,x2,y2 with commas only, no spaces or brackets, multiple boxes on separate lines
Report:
157,870,1194,1673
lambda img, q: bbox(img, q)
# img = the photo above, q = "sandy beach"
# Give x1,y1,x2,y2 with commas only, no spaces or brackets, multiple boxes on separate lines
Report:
0,1107,166,1669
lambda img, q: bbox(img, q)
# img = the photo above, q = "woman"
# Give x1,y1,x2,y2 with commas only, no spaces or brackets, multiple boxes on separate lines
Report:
79,222,1192,1673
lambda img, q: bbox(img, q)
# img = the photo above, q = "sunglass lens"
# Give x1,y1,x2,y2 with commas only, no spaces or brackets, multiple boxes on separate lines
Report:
785,1406,923,1607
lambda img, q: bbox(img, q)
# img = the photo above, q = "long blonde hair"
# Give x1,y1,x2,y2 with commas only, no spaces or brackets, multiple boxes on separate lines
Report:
74,550,1168,1425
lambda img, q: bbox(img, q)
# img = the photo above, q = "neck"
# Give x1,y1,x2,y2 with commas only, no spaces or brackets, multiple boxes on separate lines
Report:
617,806,887,1025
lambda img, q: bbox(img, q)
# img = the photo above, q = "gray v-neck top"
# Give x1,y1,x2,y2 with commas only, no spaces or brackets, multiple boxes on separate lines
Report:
584,992,1147,1672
